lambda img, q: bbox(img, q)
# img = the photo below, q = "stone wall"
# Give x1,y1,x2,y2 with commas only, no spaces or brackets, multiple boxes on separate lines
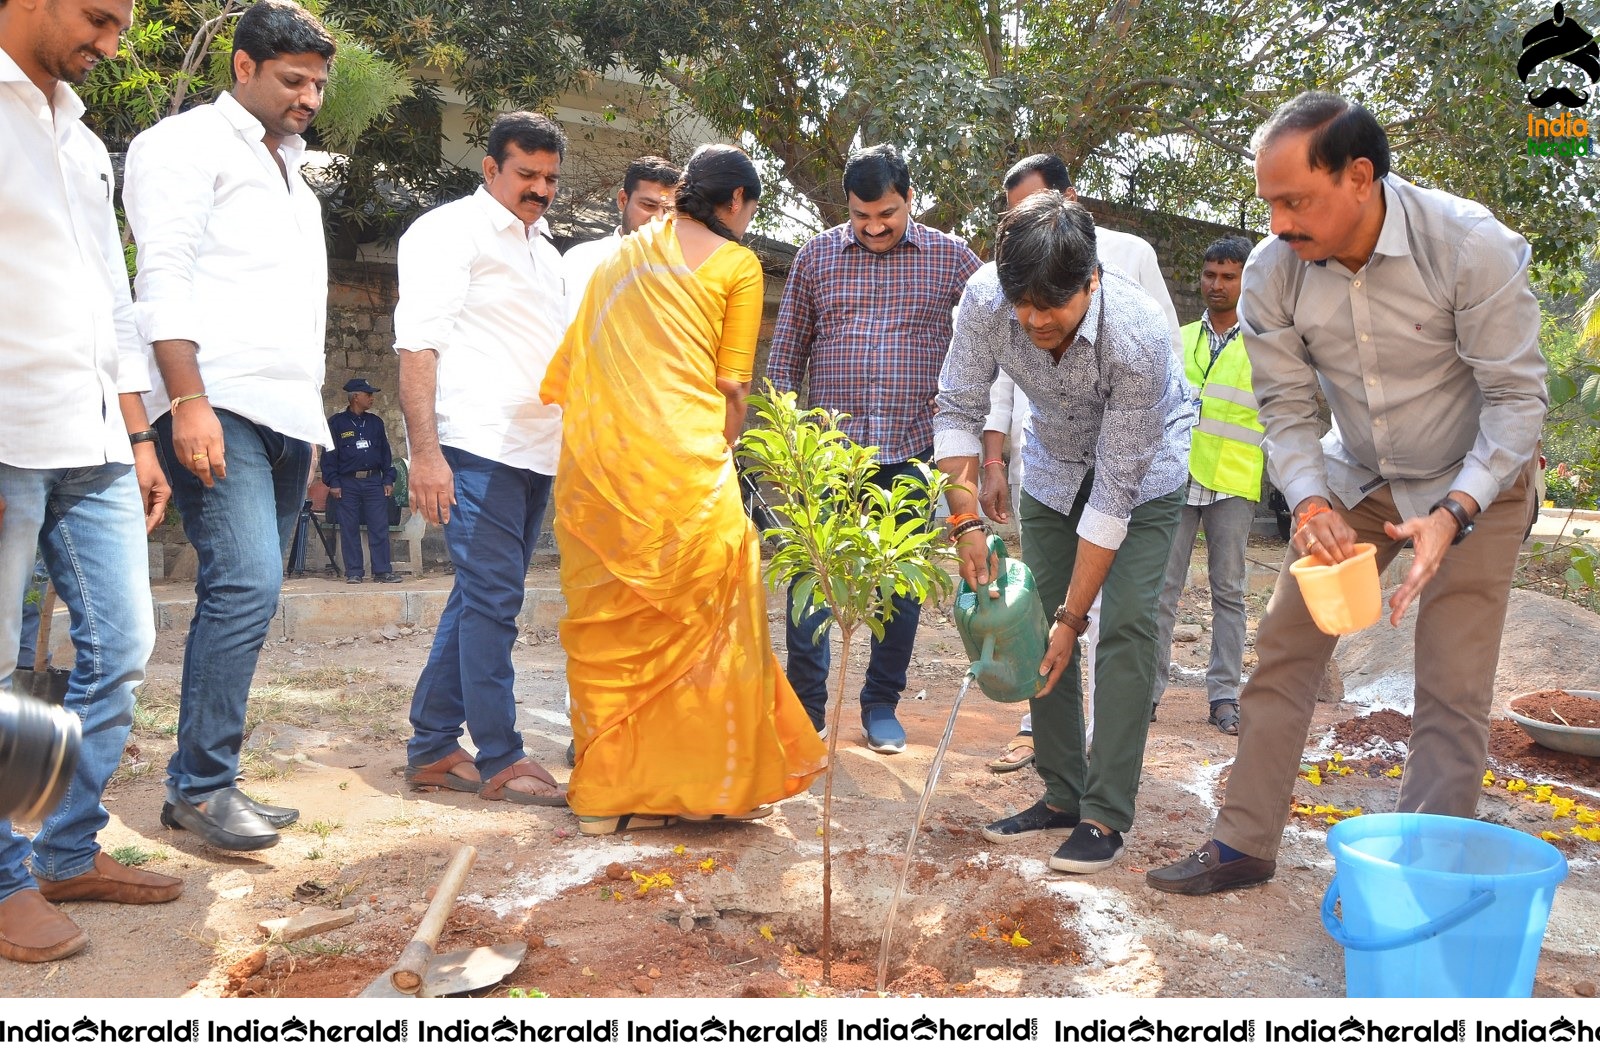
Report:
1080,196,1260,324
325,261,404,439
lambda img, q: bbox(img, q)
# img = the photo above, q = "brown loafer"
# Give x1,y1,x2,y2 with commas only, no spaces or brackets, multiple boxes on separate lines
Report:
0,889,87,963
1147,839,1275,895
36,851,183,905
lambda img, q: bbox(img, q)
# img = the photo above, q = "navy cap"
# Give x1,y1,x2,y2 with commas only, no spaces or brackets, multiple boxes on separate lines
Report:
343,378,379,394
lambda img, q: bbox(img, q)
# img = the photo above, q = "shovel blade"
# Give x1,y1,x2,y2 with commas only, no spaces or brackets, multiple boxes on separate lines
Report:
421,942,527,997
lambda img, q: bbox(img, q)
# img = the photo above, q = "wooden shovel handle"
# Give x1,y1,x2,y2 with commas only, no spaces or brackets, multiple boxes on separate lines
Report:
34,582,57,670
390,844,477,993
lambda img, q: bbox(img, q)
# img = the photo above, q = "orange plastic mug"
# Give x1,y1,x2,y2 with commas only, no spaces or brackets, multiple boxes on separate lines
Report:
1290,542,1381,635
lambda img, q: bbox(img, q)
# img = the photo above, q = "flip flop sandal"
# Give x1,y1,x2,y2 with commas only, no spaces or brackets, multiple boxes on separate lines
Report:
681,806,773,823
987,733,1035,773
479,759,568,806
1209,701,1241,736
405,748,482,793
577,814,680,836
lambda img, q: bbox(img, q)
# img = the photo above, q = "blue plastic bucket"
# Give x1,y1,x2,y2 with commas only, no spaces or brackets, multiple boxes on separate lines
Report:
1322,813,1568,997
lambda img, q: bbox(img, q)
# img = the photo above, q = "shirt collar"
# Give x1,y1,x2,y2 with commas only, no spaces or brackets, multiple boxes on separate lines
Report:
1071,282,1103,354
473,185,552,238
1370,178,1411,261
1200,309,1239,340
1,44,86,126
216,91,306,165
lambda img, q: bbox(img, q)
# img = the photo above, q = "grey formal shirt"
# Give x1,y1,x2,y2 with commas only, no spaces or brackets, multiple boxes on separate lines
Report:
934,263,1192,550
1241,176,1547,521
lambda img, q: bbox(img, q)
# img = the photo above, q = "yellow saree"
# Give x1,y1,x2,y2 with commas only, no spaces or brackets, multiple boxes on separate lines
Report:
541,218,827,818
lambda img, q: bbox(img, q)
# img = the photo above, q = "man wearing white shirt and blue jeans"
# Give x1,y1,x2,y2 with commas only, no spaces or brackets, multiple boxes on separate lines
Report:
395,112,568,806
124,0,335,852
0,0,181,964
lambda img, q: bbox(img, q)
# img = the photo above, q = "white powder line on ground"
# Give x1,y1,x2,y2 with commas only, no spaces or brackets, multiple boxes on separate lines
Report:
463,840,674,916
1180,756,1233,812
1343,670,1416,715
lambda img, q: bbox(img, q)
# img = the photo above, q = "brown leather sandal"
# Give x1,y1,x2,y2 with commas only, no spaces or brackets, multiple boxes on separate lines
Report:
405,748,481,793
479,759,568,806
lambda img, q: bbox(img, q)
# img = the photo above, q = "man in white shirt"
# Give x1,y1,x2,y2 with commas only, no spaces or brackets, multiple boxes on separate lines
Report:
981,153,1185,772
124,0,335,853
562,155,680,322
396,111,568,806
0,0,181,964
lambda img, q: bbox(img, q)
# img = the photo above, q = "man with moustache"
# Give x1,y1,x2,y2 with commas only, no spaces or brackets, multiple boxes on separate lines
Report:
936,193,1190,874
1150,237,1263,737
766,144,982,754
395,112,568,807
1149,92,1545,896
124,0,335,851
0,0,180,963
563,154,681,321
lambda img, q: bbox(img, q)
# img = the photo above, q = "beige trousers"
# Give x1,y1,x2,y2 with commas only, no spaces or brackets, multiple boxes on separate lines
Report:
1214,461,1536,861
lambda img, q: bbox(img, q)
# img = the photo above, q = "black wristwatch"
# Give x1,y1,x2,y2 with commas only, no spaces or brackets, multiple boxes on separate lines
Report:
1429,497,1475,545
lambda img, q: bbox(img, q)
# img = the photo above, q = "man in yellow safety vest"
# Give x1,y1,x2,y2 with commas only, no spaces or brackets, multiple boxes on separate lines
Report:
1151,237,1263,736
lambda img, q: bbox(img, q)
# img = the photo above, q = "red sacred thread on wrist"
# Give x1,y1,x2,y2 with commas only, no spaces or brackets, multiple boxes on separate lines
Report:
982,459,1005,469
1296,501,1332,532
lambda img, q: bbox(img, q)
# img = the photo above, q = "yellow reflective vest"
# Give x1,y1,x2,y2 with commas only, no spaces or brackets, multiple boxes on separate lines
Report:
1180,320,1265,502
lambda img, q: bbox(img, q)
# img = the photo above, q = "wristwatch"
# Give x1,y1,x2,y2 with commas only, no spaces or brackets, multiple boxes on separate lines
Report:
1429,497,1475,545
1052,604,1090,636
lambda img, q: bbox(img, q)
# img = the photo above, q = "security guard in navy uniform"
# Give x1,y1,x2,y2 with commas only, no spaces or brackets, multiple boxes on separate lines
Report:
323,379,401,584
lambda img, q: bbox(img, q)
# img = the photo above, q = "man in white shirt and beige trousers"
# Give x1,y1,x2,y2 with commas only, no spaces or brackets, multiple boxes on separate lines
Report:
0,0,181,964
124,0,336,853
1150,92,1546,896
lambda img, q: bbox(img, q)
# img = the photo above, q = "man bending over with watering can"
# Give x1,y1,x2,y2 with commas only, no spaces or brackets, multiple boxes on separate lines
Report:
935,193,1192,875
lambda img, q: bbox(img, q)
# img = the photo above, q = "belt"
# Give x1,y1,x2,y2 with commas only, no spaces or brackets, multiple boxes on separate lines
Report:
351,470,380,479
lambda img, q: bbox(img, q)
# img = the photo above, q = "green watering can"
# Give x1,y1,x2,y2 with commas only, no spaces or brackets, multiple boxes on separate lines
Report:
953,535,1049,702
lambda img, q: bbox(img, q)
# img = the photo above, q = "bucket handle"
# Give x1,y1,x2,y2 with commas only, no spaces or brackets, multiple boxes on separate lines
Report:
1320,876,1495,952
960,534,1009,602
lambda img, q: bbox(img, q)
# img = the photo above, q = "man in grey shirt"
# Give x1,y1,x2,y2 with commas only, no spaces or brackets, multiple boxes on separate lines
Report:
936,193,1191,875
1149,92,1546,896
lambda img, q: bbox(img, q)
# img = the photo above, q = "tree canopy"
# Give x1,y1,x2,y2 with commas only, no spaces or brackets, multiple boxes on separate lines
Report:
80,0,1596,275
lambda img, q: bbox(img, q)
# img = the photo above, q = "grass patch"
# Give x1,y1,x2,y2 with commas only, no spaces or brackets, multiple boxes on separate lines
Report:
239,748,292,782
302,819,341,839
245,668,411,729
133,682,181,737
283,937,361,958
108,844,166,867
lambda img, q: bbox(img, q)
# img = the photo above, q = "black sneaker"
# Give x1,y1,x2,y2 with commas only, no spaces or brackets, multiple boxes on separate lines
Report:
1048,822,1124,873
981,799,1079,845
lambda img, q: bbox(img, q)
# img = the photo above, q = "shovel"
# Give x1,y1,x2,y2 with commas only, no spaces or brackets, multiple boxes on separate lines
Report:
14,582,69,705
358,845,525,997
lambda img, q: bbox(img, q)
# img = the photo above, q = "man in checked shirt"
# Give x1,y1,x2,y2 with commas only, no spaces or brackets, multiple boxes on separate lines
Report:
765,144,982,754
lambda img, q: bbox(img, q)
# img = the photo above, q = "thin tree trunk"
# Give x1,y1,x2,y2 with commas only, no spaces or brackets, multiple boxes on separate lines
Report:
819,626,852,984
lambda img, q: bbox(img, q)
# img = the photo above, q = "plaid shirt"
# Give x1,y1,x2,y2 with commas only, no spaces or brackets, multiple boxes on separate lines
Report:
766,220,982,462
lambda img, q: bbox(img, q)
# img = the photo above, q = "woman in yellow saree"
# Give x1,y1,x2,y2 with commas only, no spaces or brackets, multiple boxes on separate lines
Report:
541,145,828,835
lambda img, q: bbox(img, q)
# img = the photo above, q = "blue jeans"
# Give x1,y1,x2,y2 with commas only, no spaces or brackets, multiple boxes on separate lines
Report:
158,410,310,804
408,447,551,780
1152,494,1256,705
336,476,392,578
0,461,154,899
784,452,930,727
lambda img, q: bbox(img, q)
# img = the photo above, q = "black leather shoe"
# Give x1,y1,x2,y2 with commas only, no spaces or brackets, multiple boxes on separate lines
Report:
374,572,403,583
981,798,1079,845
1147,839,1275,895
238,790,299,828
346,574,364,584
161,788,280,851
